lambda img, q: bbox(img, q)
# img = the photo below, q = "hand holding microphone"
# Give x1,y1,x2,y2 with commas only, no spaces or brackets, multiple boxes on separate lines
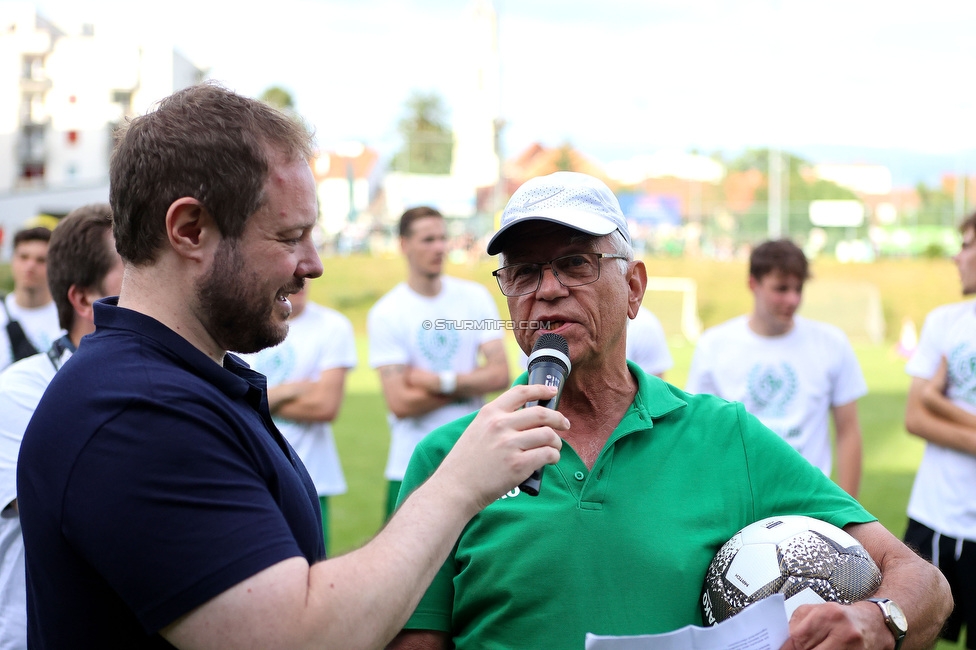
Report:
520,333,571,496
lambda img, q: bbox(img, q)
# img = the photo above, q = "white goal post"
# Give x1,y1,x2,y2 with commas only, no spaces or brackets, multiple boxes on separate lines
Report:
643,277,702,343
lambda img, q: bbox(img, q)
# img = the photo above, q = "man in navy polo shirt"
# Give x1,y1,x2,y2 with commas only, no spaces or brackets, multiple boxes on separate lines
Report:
16,83,563,650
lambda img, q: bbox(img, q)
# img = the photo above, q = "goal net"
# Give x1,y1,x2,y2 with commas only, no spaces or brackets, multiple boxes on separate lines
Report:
642,277,702,344
798,280,885,344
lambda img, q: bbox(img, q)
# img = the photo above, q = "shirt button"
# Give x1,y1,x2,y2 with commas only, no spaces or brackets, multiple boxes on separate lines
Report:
574,471,585,481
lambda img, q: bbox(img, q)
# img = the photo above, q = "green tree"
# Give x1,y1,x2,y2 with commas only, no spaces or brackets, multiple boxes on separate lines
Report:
391,91,454,174
260,86,295,111
728,148,858,205
726,148,773,174
722,148,862,241
910,182,956,226
555,143,575,171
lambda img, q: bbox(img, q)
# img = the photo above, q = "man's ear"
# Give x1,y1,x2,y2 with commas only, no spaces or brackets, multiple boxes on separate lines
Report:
626,259,648,320
165,198,218,261
66,283,98,323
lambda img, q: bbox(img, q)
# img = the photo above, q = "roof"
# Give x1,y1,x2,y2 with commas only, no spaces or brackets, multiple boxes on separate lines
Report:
311,147,380,182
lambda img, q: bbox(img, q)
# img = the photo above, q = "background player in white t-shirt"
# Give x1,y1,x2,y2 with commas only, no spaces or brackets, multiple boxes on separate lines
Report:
903,211,976,650
368,206,510,517
686,239,866,496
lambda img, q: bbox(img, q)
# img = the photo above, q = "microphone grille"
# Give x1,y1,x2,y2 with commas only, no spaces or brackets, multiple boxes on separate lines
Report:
528,333,570,373
532,333,569,356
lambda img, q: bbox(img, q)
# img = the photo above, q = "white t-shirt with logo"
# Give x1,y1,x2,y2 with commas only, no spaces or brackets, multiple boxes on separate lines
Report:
0,294,62,372
239,302,356,497
685,315,867,477
905,300,976,540
368,277,503,481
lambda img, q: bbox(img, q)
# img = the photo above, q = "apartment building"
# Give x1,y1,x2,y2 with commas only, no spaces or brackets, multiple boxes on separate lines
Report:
0,2,205,257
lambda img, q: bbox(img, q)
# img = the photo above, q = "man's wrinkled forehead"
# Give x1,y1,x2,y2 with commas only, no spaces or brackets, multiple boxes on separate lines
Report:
499,221,600,262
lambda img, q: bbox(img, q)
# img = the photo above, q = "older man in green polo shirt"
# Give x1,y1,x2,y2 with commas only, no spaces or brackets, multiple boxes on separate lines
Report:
390,171,951,650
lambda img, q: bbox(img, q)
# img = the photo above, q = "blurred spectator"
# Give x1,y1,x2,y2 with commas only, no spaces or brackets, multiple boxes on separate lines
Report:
686,239,867,497
903,210,976,650
1,226,62,371
368,206,510,518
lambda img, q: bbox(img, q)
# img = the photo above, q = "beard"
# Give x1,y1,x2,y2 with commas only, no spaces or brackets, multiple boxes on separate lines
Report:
196,239,302,355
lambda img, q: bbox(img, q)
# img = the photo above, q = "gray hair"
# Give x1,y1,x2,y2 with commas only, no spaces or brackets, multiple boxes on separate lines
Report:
603,229,633,271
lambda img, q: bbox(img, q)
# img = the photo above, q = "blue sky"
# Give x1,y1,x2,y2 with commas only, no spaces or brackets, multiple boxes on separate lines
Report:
32,0,976,173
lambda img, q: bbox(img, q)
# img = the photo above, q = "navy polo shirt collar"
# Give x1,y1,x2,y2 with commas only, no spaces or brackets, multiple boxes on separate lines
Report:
92,298,264,402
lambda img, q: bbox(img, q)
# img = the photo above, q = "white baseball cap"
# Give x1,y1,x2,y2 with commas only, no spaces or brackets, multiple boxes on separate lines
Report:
487,171,630,255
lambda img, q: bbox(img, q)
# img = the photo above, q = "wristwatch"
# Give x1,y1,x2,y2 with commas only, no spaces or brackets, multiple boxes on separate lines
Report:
866,598,908,650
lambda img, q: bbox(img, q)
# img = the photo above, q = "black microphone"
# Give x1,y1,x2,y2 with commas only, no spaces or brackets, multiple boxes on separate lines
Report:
519,333,571,496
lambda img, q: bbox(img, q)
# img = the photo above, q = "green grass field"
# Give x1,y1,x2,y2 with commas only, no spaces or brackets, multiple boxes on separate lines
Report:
321,254,966,648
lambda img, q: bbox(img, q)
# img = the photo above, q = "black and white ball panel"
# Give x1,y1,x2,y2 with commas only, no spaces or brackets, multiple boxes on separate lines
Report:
701,515,882,625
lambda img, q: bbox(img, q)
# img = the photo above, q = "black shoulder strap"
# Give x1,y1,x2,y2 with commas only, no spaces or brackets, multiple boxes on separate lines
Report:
1,294,40,362
46,335,76,372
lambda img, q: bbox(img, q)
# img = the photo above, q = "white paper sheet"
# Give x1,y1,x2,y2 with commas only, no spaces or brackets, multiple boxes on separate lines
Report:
584,595,790,650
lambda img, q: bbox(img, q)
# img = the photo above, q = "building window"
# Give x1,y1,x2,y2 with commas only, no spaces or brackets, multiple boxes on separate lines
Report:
20,163,44,180
21,55,43,80
18,124,45,159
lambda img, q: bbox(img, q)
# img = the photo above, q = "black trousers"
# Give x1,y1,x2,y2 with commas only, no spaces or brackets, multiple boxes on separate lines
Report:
905,518,976,649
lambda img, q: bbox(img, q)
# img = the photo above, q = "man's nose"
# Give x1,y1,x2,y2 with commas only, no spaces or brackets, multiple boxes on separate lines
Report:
535,265,567,297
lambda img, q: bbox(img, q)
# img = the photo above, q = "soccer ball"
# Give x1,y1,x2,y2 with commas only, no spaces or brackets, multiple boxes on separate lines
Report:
701,515,882,625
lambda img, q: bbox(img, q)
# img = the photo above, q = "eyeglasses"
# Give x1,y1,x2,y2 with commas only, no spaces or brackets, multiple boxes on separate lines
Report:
492,253,629,297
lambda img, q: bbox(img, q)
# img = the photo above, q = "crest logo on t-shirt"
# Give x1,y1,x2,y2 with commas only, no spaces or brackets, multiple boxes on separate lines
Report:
746,362,797,417
417,322,459,369
251,344,297,387
947,343,976,407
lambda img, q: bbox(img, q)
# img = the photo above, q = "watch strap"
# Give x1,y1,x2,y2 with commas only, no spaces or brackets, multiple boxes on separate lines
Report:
866,598,907,650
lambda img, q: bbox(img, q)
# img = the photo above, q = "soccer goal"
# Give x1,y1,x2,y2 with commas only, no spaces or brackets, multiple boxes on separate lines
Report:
642,277,702,343
798,280,886,344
